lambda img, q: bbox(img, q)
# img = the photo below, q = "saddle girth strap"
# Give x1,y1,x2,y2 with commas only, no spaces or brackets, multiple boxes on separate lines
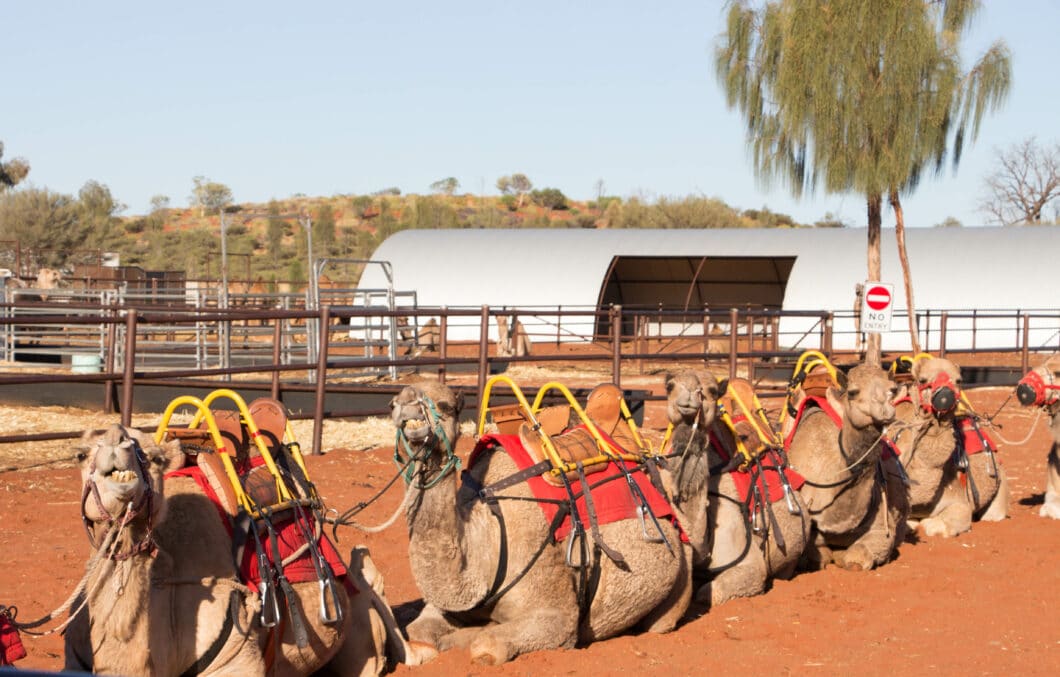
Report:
575,462,627,570
179,590,238,677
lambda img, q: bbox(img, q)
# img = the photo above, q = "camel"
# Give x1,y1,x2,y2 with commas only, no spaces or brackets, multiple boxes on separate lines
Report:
662,371,809,609
890,357,1008,537
66,424,428,676
785,364,910,571
1015,365,1060,519
390,380,688,665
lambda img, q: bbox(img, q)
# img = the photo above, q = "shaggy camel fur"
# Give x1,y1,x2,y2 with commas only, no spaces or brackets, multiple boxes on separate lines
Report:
663,371,809,608
891,357,1008,537
391,381,689,665
1018,366,1060,519
786,365,910,571
67,425,425,676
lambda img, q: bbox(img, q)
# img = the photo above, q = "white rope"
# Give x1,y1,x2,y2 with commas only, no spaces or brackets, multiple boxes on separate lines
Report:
341,460,422,534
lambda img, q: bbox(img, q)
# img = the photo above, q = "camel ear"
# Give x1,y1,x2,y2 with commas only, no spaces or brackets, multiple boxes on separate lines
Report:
825,385,847,419
452,389,465,417
664,372,675,393
834,369,848,391
159,438,186,474
715,378,730,397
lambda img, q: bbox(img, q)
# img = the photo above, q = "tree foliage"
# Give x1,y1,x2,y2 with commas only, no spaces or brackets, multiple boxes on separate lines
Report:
0,188,86,266
0,142,29,192
979,137,1060,225
189,176,234,216
716,0,1011,361
429,177,460,196
529,187,569,211
79,180,126,250
497,173,533,209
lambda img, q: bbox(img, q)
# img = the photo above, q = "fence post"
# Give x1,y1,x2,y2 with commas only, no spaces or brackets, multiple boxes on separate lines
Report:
823,312,834,359
438,307,448,384
1021,313,1030,374
271,319,283,401
311,305,330,456
477,306,490,414
104,315,117,414
939,312,948,359
121,310,137,427
728,308,739,381
612,305,623,388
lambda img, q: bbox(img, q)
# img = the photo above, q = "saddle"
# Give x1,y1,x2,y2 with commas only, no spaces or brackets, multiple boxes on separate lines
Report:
493,383,642,487
163,397,295,515
717,377,771,461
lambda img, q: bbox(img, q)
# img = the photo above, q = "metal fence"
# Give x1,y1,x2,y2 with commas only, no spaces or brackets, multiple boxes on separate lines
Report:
1,292,1058,454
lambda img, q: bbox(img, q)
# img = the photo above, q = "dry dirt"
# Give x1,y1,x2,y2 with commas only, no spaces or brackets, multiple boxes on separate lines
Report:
2,382,1059,676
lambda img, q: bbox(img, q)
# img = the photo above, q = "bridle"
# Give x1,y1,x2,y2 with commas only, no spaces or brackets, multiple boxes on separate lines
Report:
393,394,461,490
79,434,158,560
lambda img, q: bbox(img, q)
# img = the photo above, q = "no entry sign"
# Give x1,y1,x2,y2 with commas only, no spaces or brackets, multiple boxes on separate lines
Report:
860,281,894,333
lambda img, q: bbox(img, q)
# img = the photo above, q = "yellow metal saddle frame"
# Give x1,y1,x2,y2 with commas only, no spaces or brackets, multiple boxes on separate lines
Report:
477,375,649,484
155,388,314,519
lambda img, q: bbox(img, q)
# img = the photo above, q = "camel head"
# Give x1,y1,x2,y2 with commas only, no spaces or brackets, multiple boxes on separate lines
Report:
77,425,178,549
1016,365,1060,409
664,370,727,429
390,382,463,483
910,357,962,418
826,365,898,432
35,267,64,289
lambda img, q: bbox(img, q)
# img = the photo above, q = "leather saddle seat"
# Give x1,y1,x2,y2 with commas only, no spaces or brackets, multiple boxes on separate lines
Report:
718,377,771,460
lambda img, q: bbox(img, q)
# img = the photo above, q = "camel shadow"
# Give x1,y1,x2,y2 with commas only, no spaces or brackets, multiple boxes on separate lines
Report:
1019,492,1045,507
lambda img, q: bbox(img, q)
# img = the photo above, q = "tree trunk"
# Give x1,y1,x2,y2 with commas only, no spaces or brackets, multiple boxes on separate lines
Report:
865,193,883,366
890,189,921,354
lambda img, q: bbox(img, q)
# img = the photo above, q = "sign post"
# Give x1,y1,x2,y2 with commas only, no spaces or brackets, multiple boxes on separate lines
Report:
860,282,894,333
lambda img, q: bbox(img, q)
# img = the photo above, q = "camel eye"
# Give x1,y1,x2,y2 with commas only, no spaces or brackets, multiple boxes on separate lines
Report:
846,388,860,399
75,449,88,463
918,377,928,384
889,386,898,398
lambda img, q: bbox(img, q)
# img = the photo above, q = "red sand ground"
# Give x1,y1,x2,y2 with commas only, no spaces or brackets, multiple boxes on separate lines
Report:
2,386,1058,676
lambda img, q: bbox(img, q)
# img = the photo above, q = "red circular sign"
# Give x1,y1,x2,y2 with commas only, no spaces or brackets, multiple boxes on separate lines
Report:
865,285,891,311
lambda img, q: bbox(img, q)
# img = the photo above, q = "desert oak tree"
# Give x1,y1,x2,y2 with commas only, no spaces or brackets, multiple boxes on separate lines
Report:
716,0,1010,362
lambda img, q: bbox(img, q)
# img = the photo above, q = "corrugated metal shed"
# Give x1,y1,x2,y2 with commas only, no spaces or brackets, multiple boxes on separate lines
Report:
358,227,1060,349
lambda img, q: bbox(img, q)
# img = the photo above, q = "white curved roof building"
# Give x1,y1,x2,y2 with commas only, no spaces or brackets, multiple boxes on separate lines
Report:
358,227,1060,350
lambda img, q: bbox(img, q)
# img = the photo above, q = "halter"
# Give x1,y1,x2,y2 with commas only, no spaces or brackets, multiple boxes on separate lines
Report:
79,434,158,560
393,394,461,489
1016,369,1060,408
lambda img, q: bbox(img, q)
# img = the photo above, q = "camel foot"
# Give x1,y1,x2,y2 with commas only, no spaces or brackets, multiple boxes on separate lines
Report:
832,543,876,572
405,641,439,666
1039,501,1060,520
469,633,512,666
918,516,960,539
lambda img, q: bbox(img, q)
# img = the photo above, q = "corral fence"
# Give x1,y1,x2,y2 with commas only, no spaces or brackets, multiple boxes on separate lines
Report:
1,289,1058,454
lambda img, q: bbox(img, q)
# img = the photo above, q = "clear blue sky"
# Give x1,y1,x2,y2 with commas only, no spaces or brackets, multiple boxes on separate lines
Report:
6,1,1058,226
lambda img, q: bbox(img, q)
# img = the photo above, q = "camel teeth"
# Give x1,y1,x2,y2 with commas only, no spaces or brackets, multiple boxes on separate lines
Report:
109,469,137,483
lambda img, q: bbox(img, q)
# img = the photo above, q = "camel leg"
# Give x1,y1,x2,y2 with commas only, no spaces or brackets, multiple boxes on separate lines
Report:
978,466,1009,522
834,502,900,571
406,603,463,648
346,546,438,668
918,488,973,538
1041,447,1060,519
697,517,767,607
639,544,692,633
466,607,577,665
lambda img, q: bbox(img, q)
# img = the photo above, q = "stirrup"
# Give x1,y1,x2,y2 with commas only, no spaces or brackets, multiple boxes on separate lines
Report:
319,576,344,625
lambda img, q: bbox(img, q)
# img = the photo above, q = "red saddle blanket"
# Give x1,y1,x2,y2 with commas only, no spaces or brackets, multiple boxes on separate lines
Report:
470,433,672,541
705,424,805,505
956,416,997,455
165,463,347,587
